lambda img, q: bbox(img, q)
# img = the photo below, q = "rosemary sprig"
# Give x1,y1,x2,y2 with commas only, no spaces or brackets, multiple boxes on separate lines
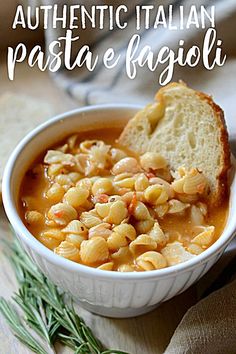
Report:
0,298,48,354
0,238,129,354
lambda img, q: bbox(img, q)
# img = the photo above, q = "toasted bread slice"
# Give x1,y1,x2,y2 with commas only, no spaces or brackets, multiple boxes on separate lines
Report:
118,82,231,206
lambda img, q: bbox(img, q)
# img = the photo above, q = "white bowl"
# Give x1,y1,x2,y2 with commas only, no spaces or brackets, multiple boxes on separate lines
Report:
2,104,236,318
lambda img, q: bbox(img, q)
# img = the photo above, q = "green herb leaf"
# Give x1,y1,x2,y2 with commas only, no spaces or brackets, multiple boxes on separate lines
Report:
0,237,130,354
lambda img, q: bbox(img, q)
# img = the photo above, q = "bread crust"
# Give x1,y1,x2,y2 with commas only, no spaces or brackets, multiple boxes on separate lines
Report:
120,82,231,207
155,82,231,206
196,90,231,206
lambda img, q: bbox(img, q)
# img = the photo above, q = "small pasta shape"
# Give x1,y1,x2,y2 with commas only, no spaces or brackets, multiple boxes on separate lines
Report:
92,178,113,195
132,201,152,220
80,210,102,228
107,223,136,251
110,148,127,163
75,153,89,174
95,202,112,218
88,223,112,240
41,229,65,241
62,220,87,236
38,229,65,249
98,262,114,271
54,241,80,262
154,203,169,218
114,176,135,189
197,202,208,216
63,187,89,208
144,185,168,205
46,183,65,203
134,174,149,191
44,150,76,166
112,157,141,175
118,264,135,272
121,191,145,204
135,219,154,234
183,169,207,194
55,174,74,187
190,205,205,225
103,201,128,224
66,134,78,150
187,243,204,255
149,177,175,199
68,172,82,183
191,226,215,247
140,152,167,171
107,232,128,251
161,242,194,266
76,177,93,191
65,234,86,248
47,164,63,177
168,199,190,214
177,193,199,203
25,211,44,225
113,224,136,241
80,237,109,265
136,251,167,270
38,235,61,249
80,140,101,153
129,234,157,255
149,222,168,247
172,168,208,195
89,142,110,168
48,203,77,226
111,246,131,261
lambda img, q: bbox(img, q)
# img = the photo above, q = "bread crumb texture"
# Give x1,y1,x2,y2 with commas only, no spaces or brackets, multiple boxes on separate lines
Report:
118,82,231,206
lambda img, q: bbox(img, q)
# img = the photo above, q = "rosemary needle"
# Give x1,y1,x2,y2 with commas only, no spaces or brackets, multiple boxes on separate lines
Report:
0,238,129,354
0,298,48,354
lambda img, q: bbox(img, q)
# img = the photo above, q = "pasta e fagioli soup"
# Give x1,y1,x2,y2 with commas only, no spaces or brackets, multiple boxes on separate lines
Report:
20,128,228,272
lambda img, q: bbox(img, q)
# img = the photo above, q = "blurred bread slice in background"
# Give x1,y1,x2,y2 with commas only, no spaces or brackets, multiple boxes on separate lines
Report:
0,93,53,201
118,82,231,206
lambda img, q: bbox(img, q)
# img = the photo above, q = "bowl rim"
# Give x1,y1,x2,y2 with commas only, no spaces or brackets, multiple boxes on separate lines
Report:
2,103,236,281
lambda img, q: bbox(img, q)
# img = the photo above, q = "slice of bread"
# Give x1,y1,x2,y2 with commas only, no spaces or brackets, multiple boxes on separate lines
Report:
118,82,231,206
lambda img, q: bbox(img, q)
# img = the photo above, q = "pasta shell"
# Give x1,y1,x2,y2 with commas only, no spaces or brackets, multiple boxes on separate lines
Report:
98,262,114,271
54,241,80,262
136,251,167,270
118,264,135,272
44,150,76,166
161,242,195,266
107,232,127,251
80,237,109,265
88,223,112,240
80,210,102,228
191,226,215,247
111,246,131,261
113,224,136,241
47,203,77,226
62,220,87,236
65,234,86,248
129,235,157,255
183,171,207,194
149,222,168,247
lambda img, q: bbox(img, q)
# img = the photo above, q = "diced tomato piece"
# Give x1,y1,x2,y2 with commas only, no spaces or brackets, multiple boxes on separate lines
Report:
128,193,137,214
145,172,156,179
93,194,109,203
54,211,64,218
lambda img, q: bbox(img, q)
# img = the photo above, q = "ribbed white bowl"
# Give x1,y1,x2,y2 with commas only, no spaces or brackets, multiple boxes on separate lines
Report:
2,105,236,318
